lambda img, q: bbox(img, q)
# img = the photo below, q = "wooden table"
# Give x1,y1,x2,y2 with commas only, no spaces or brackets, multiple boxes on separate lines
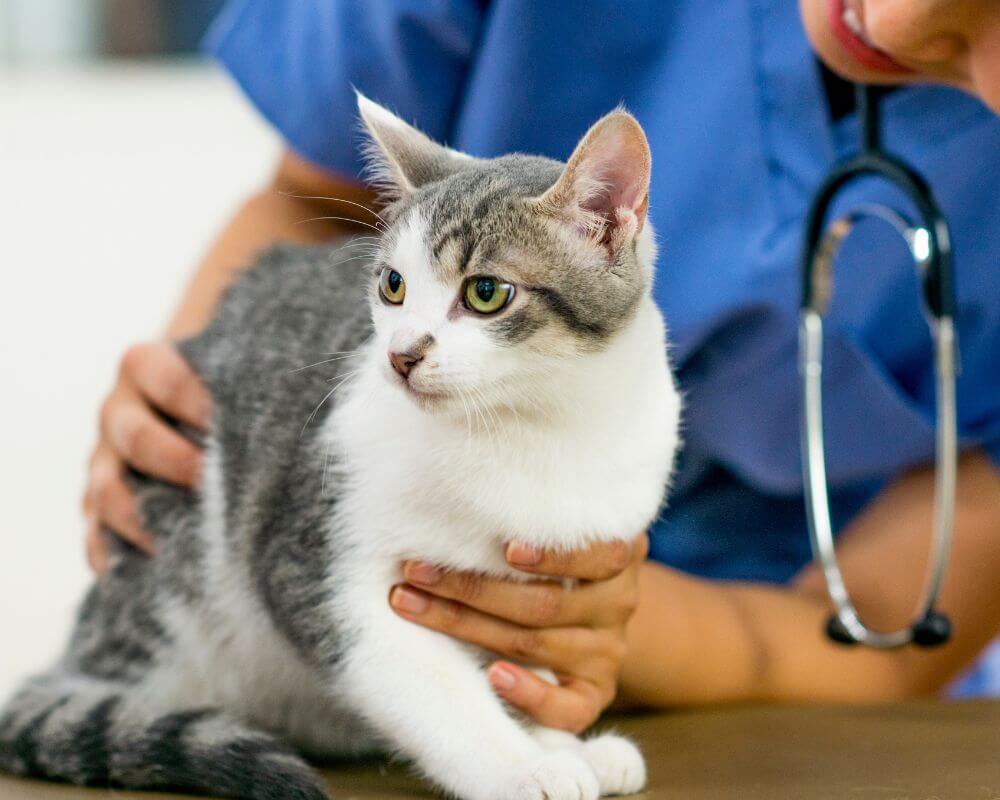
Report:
1,701,997,799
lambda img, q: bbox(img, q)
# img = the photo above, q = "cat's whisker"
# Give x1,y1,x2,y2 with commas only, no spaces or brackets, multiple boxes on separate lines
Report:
489,396,515,450
468,384,502,449
330,254,381,270
326,368,363,386
499,396,525,445
488,394,514,451
515,389,559,425
301,386,340,436
295,215,386,235
454,386,474,442
472,386,504,455
334,244,379,256
468,389,491,445
280,192,389,228
291,354,362,373
336,237,381,248
300,369,361,436
331,244,380,257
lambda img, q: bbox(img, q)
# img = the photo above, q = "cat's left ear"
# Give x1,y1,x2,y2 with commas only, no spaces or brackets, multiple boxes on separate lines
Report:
356,91,472,199
533,109,651,258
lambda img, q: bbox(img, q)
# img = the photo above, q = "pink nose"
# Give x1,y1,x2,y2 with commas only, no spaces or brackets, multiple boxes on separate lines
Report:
389,349,422,378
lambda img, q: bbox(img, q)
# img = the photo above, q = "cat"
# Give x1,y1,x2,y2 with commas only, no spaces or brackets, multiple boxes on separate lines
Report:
0,93,681,800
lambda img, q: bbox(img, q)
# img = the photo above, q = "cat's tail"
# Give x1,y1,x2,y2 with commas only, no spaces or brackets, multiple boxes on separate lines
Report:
0,673,329,800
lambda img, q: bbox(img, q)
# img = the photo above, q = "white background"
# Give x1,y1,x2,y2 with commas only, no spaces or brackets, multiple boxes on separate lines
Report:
0,63,278,699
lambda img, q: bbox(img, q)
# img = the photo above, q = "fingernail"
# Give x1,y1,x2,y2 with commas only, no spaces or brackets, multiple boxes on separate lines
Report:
488,663,518,691
506,542,542,567
390,585,429,615
403,561,442,586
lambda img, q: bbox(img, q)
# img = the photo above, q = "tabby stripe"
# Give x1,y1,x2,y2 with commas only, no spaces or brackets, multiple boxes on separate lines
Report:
527,286,608,338
431,224,471,261
144,708,216,789
5,694,70,777
73,696,120,786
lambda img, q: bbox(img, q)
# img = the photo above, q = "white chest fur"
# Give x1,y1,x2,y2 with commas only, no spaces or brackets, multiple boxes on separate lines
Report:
329,299,681,579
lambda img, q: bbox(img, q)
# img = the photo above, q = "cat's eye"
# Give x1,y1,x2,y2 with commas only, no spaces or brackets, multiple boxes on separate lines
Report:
379,267,406,304
463,276,514,315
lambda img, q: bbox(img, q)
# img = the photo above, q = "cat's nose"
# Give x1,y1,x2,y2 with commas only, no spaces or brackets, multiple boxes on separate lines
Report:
389,349,423,379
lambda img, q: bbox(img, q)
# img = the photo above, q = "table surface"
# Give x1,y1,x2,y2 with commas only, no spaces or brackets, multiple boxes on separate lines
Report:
1,701,997,799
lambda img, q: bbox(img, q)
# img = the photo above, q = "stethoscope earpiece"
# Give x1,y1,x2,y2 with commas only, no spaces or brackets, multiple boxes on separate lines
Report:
912,610,952,648
825,614,858,646
824,610,952,649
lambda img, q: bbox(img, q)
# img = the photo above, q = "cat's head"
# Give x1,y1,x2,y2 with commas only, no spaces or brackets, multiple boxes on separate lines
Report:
357,93,657,414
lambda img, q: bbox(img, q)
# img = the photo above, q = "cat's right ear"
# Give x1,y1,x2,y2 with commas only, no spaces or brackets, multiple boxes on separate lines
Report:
531,109,651,261
356,91,472,200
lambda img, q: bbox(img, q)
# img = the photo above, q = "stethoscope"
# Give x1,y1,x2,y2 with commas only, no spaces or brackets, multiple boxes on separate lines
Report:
799,84,957,649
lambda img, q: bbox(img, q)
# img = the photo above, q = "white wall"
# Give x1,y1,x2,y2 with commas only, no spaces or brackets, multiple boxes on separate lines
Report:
0,62,279,699
0,0,101,63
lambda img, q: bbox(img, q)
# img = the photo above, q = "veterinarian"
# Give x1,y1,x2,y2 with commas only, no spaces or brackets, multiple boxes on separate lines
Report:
82,0,1000,730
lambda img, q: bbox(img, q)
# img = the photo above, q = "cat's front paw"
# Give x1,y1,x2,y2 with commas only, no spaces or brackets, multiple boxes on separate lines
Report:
493,750,599,800
582,734,646,796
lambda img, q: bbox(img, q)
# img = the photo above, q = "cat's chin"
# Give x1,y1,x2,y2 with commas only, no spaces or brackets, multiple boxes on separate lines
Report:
397,379,451,410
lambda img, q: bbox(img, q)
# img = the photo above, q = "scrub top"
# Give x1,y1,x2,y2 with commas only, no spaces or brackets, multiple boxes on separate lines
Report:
204,0,1000,693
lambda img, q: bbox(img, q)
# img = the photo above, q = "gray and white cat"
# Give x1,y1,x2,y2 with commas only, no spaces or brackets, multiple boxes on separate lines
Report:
0,95,681,800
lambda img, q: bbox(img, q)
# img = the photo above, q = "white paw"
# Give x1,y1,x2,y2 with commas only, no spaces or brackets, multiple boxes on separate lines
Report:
582,734,646,796
497,750,600,800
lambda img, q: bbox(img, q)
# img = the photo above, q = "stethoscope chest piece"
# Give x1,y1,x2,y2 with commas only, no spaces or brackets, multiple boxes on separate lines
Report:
799,85,958,650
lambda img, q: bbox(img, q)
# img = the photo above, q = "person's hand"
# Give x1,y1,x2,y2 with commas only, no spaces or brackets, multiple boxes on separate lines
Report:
83,341,210,573
800,0,1000,114
389,534,648,733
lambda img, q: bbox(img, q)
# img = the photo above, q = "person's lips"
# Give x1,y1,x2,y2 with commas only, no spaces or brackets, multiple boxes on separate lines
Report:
827,0,914,75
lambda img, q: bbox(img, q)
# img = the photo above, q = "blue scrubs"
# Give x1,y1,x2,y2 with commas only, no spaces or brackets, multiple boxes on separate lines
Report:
205,0,1000,693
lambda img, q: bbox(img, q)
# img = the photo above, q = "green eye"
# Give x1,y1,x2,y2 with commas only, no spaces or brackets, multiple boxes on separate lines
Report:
379,268,405,304
464,276,514,315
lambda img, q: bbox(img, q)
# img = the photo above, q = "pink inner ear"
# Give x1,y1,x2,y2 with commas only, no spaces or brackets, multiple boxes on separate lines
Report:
538,112,651,252
574,125,650,250
581,162,644,215
577,125,649,218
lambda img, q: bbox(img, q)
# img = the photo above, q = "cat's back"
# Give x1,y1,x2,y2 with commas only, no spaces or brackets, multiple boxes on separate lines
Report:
183,239,373,488
184,241,373,401
59,241,374,685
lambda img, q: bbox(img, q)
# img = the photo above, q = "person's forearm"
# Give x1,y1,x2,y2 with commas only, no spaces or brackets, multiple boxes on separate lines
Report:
620,450,1000,707
620,564,912,706
166,153,376,338
165,191,345,338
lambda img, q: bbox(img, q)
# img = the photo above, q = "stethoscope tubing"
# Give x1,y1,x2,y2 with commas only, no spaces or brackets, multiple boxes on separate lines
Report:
798,85,958,649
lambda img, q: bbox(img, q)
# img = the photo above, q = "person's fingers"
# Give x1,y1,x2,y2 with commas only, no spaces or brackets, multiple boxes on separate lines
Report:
84,514,109,574
86,450,156,555
402,561,638,628
504,534,647,581
120,342,211,430
486,662,610,733
101,398,202,487
389,585,615,678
